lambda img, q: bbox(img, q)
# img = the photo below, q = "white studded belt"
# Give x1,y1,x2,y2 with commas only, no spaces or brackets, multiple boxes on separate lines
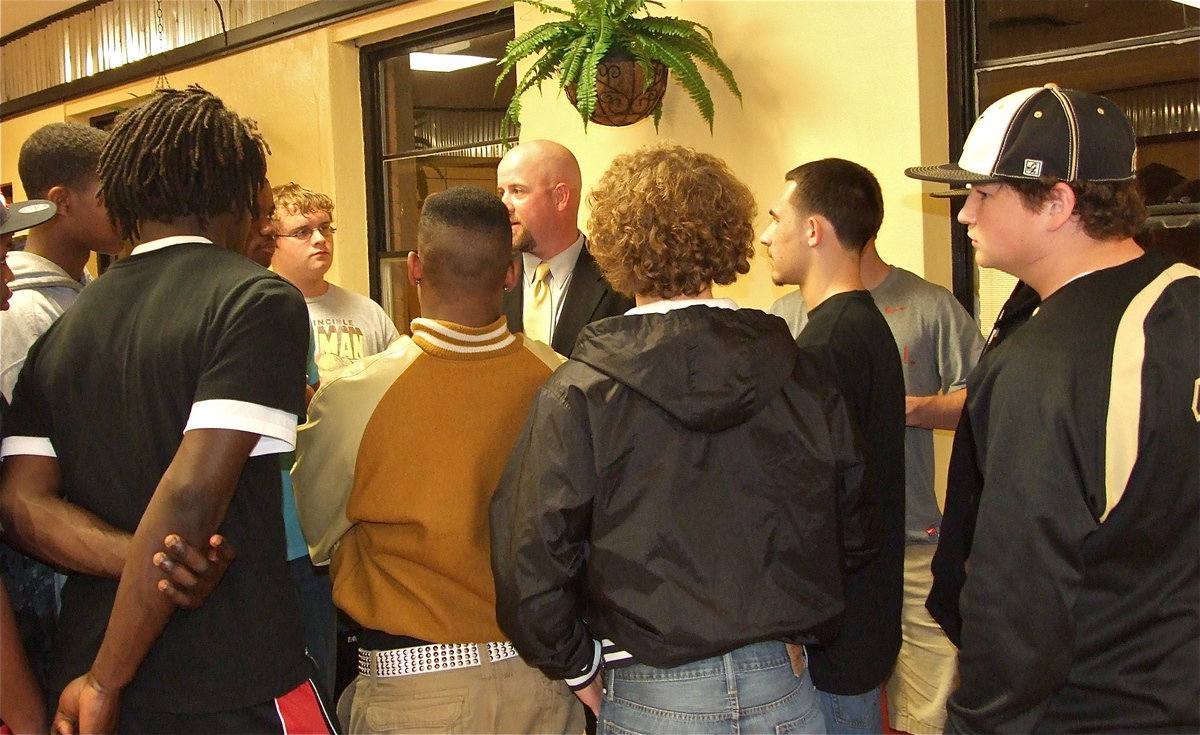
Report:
358,641,519,678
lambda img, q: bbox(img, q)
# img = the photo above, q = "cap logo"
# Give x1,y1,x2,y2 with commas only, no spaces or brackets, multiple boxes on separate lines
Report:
16,203,52,215
1023,159,1044,177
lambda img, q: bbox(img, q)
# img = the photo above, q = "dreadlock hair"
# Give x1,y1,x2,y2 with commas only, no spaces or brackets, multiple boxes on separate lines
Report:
18,123,109,199
98,84,269,241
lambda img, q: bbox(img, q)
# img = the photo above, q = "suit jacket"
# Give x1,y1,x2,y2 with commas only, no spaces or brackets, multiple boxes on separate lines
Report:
504,244,634,356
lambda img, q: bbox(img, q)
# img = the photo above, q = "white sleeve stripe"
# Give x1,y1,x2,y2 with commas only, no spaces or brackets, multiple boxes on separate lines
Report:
185,399,297,455
0,436,56,458
563,639,602,689
1103,263,1199,522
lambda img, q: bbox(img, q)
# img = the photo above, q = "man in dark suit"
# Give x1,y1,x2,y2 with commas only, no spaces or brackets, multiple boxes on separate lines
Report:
497,140,632,356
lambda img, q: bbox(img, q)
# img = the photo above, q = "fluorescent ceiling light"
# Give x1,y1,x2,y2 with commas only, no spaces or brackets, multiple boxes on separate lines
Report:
410,52,495,72
1171,0,1200,7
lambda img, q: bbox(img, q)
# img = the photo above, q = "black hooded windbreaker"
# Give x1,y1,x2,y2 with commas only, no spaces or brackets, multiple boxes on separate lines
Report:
491,305,879,688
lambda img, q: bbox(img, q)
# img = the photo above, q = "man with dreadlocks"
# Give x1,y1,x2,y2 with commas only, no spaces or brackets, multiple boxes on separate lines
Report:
0,85,335,734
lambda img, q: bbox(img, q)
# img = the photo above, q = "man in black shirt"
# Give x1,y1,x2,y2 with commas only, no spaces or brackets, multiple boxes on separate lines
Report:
0,86,335,734
760,158,905,734
907,84,1198,731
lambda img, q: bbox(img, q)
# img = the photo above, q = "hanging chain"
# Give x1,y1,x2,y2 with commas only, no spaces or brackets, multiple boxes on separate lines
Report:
154,0,169,90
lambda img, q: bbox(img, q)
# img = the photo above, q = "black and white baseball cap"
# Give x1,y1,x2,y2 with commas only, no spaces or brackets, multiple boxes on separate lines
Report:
906,84,1137,187
0,193,57,236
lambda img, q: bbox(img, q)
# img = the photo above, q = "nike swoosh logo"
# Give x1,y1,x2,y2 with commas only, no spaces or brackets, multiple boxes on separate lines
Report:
884,306,908,313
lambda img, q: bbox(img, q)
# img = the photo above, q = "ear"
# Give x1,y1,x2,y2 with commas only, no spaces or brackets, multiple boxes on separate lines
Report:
552,182,571,212
503,257,519,293
805,215,824,249
407,250,422,286
45,185,71,214
1044,181,1078,232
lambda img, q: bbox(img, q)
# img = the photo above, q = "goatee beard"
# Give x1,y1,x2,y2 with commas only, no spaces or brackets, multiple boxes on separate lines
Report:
514,229,536,254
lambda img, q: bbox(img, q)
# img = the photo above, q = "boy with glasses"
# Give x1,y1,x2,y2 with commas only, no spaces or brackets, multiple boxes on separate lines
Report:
270,183,399,379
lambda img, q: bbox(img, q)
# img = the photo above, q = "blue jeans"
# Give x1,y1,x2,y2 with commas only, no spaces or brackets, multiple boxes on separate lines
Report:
289,556,337,702
600,641,825,734
816,688,883,735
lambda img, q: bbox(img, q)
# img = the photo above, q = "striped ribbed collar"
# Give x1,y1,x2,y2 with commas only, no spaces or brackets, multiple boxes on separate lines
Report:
410,316,518,360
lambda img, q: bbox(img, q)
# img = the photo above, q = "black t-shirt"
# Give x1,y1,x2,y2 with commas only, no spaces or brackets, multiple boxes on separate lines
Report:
4,240,311,713
948,253,1200,730
796,290,906,695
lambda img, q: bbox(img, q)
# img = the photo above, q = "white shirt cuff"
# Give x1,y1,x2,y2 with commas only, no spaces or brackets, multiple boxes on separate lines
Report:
185,399,297,456
0,436,56,458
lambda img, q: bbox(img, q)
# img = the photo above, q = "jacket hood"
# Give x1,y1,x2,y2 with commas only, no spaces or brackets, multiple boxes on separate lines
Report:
572,306,798,433
8,251,88,292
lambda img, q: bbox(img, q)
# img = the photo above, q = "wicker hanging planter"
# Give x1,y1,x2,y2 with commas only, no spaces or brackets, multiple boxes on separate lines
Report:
565,55,668,127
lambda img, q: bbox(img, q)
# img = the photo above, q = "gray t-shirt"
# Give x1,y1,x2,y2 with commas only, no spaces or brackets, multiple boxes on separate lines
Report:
306,283,400,381
771,267,984,543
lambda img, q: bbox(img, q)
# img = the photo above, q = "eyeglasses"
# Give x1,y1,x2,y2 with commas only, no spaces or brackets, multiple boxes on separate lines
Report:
276,224,336,241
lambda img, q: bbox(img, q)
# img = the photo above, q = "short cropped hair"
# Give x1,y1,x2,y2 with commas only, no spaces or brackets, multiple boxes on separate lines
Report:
1008,178,1146,241
587,145,756,299
272,182,334,219
18,123,109,199
99,85,268,241
418,186,512,290
785,158,883,250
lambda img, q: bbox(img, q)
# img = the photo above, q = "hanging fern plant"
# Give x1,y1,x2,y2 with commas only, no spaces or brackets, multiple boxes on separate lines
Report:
495,0,741,131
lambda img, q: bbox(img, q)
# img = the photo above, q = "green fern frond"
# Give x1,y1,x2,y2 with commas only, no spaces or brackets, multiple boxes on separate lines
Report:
556,32,595,90
517,0,575,18
495,21,576,92
607,0,648,22
509,43,568,101
501,93,521,139
627,15,713,43
645,30,740,101
573,15,616,126
631,53,659,93
633,36,714,130
502,47,566,131
502,20,576,61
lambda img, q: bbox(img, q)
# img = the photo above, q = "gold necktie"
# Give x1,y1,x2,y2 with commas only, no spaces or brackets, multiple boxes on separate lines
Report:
525,262,553,344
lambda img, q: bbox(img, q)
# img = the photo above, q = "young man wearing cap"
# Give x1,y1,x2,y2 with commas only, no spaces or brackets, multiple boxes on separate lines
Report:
907,84,1199,731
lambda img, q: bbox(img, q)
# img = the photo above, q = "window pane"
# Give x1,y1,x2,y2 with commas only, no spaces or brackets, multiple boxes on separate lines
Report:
365,13,515,330
379,27,515,158
381,155,506,253
975,0,1199,62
